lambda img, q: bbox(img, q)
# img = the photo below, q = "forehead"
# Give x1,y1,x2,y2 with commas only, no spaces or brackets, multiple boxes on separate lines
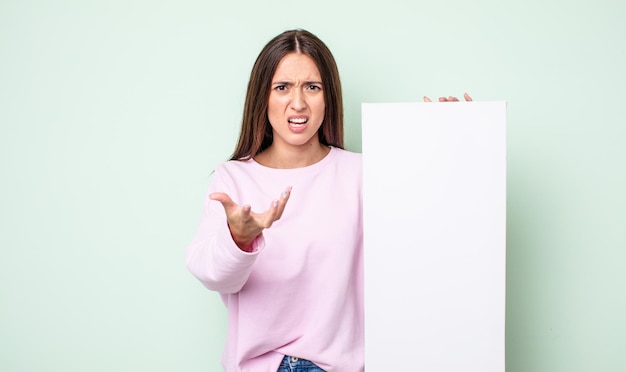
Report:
272,53,321,80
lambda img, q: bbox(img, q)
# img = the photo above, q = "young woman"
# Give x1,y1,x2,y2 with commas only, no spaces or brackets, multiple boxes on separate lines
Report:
186,29,471,371
186,29,363,371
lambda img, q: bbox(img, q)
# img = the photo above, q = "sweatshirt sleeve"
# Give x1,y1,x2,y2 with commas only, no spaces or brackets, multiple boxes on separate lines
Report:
185,164,265,294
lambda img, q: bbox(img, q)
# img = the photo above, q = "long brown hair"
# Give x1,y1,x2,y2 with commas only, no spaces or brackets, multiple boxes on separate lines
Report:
230,29,344,161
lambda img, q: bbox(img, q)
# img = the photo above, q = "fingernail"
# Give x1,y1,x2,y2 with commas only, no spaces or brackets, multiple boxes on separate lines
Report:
273,200,279,208
282,187,291,197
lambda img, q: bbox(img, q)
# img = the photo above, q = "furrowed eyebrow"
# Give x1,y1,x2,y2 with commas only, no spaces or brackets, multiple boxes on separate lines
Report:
271,81,322,86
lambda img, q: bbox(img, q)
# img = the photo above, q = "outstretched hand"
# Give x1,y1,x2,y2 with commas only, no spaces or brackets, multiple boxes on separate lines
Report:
210,186,292,251
423,93,473,102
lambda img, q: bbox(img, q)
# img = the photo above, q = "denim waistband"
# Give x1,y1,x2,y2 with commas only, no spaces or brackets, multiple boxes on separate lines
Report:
277,355,326,371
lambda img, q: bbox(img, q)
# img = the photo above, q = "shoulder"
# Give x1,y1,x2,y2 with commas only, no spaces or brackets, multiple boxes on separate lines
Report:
327,148,362,194
215,158,256,173
325,148,362,187
330,147,362,169
332,147,362,162
211,158,259,184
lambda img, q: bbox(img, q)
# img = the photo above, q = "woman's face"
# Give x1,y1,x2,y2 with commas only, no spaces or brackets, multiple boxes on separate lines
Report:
267,53,325,151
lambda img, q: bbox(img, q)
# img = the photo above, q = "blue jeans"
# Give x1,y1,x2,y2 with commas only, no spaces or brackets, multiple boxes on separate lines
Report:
277,355,326,372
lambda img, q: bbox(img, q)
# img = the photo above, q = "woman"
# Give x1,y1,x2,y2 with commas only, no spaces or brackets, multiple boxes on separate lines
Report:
186,29,363,371
186,29,471,371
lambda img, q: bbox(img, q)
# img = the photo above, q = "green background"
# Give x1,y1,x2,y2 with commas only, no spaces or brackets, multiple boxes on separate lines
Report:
1,0,624,371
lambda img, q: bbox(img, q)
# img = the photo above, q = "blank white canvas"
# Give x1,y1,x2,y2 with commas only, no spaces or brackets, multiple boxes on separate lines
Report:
362,102,506,371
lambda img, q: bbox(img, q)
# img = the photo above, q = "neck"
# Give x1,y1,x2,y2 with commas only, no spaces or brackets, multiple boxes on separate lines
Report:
255,143,330,169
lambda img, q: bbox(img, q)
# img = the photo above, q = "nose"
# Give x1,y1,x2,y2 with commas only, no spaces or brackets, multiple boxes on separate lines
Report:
290,88,307,111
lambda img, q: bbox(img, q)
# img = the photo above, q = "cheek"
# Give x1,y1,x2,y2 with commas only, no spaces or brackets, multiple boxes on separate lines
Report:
315,100,326,119
267,97,284,121
267,97,278,113
310,94,325,112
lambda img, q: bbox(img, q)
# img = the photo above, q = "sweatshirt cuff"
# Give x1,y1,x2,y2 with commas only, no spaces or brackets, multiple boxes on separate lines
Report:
246,234,265,253
217,225,266,258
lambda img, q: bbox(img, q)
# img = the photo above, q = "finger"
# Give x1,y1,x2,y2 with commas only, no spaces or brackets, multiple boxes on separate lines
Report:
209,192,237,210
241,204,252,223
274,186,292,220
423,96,432,102
438,97,448,102
448,96,459,102
464,92,473,101
260,199,280,228
253,186,291,228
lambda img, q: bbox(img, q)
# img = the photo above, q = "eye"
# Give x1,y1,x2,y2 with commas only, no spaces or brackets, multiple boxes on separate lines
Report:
274,85,287,91
307,84,322,91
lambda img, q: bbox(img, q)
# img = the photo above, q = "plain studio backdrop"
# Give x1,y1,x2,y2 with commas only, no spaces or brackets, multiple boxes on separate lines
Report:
1,1,625,371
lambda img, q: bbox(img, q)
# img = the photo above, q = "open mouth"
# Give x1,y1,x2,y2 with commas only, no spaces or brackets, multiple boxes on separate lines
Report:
288,117,308,126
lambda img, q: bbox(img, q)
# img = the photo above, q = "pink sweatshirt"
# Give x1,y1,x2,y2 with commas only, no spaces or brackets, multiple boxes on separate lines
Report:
186,147,364,372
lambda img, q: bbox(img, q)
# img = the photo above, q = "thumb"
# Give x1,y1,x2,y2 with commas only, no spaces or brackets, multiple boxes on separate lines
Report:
209,192,236,210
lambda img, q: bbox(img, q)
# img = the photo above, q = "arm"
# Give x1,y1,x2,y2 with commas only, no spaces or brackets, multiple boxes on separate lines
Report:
185,165,290,294
185,190,260,294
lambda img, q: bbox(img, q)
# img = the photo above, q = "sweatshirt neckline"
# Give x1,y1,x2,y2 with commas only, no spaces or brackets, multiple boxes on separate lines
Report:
247,146,338,173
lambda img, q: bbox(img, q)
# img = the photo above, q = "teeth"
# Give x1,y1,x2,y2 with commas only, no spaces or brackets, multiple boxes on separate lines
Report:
289,118,307,124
